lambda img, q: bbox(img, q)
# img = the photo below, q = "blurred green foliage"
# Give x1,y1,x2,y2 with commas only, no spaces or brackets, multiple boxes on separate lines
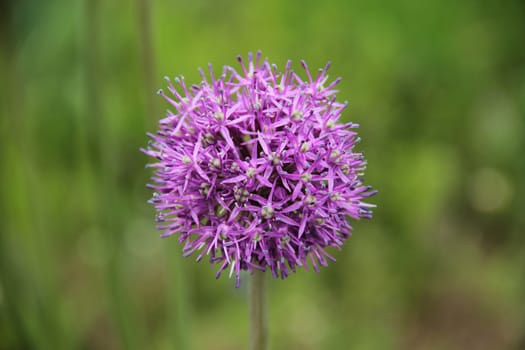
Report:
1,0,524,349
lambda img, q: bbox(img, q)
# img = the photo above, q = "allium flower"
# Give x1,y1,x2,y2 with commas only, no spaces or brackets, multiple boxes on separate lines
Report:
143,52,376,287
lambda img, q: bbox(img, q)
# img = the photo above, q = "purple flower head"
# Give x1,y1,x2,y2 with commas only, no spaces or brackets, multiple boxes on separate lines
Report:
143,52,376,287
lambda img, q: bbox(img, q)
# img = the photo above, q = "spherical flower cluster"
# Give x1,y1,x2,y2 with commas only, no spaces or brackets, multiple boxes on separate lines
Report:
143,52,376,287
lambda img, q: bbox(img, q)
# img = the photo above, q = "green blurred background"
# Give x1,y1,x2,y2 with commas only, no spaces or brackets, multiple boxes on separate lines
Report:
1,0,524,349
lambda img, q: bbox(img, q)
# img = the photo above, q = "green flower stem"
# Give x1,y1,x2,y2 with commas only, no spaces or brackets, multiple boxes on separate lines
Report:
249,271,268,350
